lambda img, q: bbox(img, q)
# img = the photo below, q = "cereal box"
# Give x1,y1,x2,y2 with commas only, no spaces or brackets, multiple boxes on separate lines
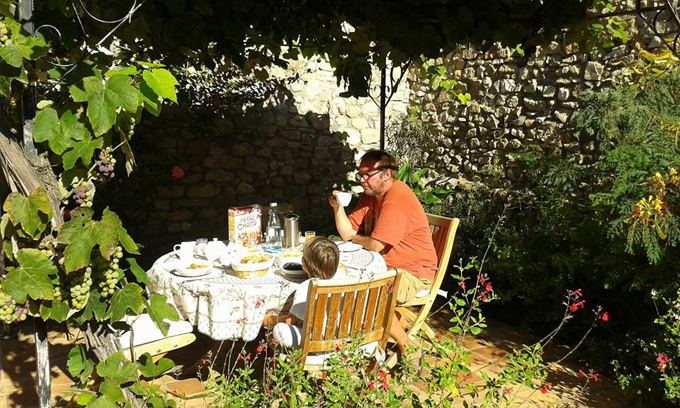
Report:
228,205,262,249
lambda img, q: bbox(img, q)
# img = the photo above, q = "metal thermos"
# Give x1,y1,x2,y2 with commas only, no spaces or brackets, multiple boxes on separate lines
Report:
283,212,300,248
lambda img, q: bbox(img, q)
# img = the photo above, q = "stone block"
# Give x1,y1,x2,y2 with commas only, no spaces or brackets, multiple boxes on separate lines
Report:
584,61,604,81
236,182,256,195
157,185,185,199
554,110,570,123
244,156,270,173
187,183,220,198
204,155,243,170
361,128,380,144
557,87,570,101
205,170,236,183
306,112,329,130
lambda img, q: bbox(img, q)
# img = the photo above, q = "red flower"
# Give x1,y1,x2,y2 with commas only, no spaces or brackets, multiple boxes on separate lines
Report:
237,353,244,360
334,344,340,352
592,373,600,382
321,372,327,379
267,390,273,396
435,334,442,341
381,378,389,391
485,282,493,292
171,165,185,179
572,288,583,298
343,354,348,362
541,382,552,394
478,274,485,283
569,303,578,312
368,381,375,391
460,281,466,290
601,312,609,322
576,300,586,309
246,353,252,361
657,353,670,365
481,294,488,302
378,370,387,379
578,369,586,379
504,387,513,395
257,345,264,354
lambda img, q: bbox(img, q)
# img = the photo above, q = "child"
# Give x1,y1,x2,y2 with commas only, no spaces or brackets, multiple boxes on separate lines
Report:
263,236,346,347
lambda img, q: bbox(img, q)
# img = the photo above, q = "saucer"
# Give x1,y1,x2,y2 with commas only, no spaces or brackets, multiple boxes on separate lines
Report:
337,242,362,252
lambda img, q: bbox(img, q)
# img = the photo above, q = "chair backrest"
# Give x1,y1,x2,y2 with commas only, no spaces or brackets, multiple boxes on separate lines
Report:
427,214,460,295
299,269,401,367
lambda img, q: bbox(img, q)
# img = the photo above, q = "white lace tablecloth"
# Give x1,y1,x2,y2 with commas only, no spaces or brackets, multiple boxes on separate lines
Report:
147,248,387,342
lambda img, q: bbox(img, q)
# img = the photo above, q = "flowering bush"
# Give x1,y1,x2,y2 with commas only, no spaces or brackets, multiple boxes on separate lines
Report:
202,230,608,407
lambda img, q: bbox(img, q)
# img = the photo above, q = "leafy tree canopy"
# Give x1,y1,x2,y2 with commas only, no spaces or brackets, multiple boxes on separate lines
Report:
37,0,594,96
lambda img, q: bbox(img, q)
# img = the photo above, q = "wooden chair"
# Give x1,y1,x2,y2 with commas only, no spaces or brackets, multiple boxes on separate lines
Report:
299,269,402,371
396,214,460,341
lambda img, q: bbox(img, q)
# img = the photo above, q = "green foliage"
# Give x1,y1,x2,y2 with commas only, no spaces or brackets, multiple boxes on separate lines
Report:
418,56,470,105
398,162,451,205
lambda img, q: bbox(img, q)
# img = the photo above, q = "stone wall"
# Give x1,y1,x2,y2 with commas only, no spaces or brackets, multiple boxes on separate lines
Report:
406,7,674,184
118,57,409,266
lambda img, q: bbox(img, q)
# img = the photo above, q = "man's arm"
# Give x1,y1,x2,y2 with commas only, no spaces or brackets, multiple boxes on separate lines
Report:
351,234,386,253
329,191,357,241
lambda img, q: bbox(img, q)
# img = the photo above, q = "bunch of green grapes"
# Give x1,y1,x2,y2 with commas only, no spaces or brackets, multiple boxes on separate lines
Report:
99,246,123,298
0,290,27,324
67,267,92,310
0,19,11,47
37,240,56,259
120,116,135,140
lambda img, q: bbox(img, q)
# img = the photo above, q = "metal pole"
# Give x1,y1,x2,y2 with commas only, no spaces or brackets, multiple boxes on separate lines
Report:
18,1,50,406
379,65,386,151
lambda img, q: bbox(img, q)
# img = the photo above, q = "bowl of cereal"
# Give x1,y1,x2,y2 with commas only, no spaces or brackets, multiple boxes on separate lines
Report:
231,252,274,278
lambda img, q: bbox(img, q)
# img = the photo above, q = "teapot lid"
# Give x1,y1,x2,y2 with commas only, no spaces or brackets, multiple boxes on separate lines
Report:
284,211,299,219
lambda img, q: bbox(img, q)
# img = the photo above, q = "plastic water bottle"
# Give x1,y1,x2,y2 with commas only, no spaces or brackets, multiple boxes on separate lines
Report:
266,203,282,247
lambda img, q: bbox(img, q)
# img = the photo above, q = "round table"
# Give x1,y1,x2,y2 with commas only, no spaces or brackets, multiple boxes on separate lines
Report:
147,245,387,341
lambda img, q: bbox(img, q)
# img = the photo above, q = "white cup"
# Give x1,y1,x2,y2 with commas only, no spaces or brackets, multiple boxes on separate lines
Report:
173,242,195,262
336,192,352,207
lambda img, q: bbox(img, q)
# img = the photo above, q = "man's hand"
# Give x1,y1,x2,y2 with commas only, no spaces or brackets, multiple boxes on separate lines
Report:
262,311,278,329
328,190,341,209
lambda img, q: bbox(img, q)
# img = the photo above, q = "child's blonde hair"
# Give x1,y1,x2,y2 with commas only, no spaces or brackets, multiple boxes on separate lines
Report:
302,236,339,280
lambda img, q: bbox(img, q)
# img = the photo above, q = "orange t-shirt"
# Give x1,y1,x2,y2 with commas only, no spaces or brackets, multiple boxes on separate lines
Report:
347,180,438,282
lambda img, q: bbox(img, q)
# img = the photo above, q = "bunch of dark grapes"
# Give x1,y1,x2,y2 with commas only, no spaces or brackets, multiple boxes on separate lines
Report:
96,148,116,181
72,182,94,208
67,267,92,310
0,290,27,323
0,20,11,47
99,246,123,298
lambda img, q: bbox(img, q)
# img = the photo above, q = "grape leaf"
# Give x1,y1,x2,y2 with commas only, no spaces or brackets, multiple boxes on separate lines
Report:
34,108,89,155
39,299,71,323
0,44,23,67
58,208,138,272
105,66,138,77
96,351,139,384
6,19,48,60
139,82,161,116
142,69,178,103
87,396,117,408
126,257,149,285
73,289,108,324
79,75,140,136
138,353,175,378
145,294,179,336
3,187,52,239
67,344,96,379
99,379,126,403
62,137,103,170
4,249,56,303
107,283,144,322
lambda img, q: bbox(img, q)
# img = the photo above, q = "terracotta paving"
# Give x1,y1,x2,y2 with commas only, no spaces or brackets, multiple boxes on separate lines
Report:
0,301,630,407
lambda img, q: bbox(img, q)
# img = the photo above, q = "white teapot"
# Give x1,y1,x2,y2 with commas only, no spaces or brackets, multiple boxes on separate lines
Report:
204,239,231,266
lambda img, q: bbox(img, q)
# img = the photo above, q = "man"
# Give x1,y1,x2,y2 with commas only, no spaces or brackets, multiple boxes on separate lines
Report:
328,149,437,365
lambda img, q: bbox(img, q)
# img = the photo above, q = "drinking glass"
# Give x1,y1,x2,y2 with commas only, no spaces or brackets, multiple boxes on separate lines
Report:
195,238,208,258
305,231,316,242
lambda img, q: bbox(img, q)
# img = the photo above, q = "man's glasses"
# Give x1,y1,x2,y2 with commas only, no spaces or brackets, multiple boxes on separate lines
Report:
356,169,384,182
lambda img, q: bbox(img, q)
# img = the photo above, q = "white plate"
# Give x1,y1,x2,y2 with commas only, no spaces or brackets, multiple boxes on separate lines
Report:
337,242,362,252
165,257,213,277
172,267,213,278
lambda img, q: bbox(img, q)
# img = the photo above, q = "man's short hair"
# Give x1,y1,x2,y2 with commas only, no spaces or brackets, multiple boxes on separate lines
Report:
302,236,339,280
360,150,399,180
